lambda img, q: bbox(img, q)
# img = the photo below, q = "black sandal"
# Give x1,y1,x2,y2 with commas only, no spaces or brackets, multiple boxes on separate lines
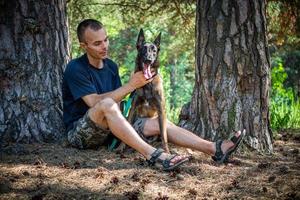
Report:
212,129,246,164
147,148,189,171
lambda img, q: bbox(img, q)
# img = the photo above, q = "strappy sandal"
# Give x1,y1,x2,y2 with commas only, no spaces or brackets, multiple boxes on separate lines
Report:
212,129,246,164
147,148,189,171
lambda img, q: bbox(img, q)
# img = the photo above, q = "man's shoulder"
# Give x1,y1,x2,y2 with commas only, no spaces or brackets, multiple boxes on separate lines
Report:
104,58,119,74
105,58,118,68
65,56,87,74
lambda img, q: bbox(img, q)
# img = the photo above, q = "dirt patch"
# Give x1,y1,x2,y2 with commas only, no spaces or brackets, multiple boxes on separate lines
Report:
1,135,299,200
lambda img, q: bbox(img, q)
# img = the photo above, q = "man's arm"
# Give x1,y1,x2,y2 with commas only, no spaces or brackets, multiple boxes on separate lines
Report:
82,71,152,108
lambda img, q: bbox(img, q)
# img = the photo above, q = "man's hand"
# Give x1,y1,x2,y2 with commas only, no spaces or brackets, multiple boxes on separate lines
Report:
128,71,153,90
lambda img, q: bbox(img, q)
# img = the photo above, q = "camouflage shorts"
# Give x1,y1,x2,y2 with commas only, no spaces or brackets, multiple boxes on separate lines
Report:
67,112,111,149
132,117,158,144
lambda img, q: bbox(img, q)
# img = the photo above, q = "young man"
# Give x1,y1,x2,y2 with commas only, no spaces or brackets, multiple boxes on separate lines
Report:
62,19,244,171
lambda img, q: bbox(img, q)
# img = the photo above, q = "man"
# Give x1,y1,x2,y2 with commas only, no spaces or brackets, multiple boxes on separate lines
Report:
62,19,244,171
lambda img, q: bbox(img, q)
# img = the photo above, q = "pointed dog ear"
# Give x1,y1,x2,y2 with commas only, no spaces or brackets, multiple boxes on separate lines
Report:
153,32,161,49
136,29,145,49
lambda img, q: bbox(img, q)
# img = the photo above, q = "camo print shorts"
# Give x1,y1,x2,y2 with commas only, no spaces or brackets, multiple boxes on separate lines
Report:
67,112,111,149
132,118,158,144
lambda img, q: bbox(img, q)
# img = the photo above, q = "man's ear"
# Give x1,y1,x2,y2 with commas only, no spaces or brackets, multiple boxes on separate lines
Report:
153,32,161,50
136,29,145,49
79,42,86,50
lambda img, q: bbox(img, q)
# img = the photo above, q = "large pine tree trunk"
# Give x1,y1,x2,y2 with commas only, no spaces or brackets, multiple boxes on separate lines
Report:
0,0,69,143
179,0,273,152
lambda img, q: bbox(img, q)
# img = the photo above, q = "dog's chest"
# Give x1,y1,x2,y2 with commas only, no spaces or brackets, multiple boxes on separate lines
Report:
136,84,158,101
132,74,164,117
135,87,160,117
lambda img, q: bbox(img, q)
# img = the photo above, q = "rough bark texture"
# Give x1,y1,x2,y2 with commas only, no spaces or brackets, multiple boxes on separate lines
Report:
0,0,69,143
178,0,273,153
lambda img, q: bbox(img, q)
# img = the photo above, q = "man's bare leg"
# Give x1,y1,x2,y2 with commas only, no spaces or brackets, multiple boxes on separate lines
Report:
143,117,241,156
88,98,185,163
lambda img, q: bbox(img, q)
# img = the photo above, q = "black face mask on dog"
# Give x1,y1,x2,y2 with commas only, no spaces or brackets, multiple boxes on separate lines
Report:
136,29,161,80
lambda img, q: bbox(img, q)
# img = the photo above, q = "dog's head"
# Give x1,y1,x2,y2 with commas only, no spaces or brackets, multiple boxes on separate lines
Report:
136,29,161,79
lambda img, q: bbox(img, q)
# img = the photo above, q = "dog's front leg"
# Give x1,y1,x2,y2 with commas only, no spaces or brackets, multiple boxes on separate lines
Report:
155,96,169,153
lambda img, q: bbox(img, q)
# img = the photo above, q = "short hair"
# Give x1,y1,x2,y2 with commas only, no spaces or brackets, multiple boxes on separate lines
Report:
77,19,103,42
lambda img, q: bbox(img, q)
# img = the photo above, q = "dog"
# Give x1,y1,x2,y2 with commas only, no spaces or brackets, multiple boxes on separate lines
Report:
127,29,169,153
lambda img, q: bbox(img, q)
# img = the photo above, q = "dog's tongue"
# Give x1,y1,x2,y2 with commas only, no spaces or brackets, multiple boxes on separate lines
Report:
143,63,152,79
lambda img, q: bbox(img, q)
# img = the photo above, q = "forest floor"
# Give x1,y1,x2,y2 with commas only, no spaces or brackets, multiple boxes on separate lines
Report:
0,130,299,200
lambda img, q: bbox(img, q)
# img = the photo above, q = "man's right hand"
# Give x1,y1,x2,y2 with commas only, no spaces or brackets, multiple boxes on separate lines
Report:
128,71,153,90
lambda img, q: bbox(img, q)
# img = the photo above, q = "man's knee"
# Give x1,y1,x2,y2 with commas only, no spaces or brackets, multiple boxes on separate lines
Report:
144,118,160,135
94,98,119,116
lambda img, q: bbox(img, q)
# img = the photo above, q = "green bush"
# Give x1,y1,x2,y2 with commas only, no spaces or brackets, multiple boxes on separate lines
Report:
270,57,300,130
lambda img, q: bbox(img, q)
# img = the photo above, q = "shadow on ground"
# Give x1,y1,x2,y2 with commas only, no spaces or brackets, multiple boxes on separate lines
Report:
0,131,299,199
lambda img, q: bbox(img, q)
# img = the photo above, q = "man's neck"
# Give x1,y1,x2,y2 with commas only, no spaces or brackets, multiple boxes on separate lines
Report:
87,54,104,69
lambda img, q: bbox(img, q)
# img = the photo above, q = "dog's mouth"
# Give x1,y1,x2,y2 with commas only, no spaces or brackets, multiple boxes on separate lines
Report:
143,62,153,80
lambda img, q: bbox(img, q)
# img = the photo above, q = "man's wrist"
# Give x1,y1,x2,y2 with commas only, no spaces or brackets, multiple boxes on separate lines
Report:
124,83,136,93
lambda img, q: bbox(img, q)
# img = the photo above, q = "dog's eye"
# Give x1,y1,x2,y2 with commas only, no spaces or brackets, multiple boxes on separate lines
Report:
151,46,157,52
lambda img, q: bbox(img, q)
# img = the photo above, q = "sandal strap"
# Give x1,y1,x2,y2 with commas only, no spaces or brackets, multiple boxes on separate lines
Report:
162,154,177,168
213,140,224,160
147,148,164,166
162,154,189,170
230,135,239,144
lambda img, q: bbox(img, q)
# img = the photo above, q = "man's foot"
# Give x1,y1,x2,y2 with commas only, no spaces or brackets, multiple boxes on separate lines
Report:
220,130,242,153
147,148,189,171
212,129,246,164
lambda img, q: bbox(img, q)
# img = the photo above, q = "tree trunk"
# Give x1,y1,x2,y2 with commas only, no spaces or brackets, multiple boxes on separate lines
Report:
178,0,273,153
0,0,69,144
170,58,177,110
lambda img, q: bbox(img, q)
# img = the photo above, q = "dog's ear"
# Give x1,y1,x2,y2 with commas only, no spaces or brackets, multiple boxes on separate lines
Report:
136,29,145,49
153,32,161,50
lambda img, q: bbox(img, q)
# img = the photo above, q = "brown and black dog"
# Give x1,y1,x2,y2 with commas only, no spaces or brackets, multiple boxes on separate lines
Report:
127,29,169,153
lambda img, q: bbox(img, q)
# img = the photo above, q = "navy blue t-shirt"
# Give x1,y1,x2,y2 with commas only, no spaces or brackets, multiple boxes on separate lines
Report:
62,54,122,132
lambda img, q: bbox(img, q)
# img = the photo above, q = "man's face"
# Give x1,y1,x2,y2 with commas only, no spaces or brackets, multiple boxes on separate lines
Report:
80,27,109,60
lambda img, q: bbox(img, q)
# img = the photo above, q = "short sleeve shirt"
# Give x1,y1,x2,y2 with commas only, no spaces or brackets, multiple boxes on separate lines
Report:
62,54,122,132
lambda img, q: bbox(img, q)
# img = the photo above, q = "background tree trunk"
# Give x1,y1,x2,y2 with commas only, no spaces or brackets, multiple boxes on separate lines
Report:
179,0,273,153
170,58,177,110
0,0,69,144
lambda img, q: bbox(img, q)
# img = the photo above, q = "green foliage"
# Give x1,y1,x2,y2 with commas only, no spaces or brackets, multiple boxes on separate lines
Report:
266,1,300,50
271,98,300,130
281,50,300,93
163,53,194,122
270,57,300,130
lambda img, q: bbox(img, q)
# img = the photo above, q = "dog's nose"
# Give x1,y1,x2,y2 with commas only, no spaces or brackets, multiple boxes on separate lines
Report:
147,54,156,61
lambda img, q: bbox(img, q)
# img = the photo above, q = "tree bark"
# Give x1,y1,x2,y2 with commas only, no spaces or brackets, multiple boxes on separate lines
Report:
170,58,177,110
178,0,273,153
0,0,69,143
